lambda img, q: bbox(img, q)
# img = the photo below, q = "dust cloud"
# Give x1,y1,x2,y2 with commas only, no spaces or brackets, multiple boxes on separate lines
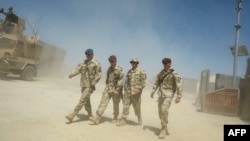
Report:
0,65,249,141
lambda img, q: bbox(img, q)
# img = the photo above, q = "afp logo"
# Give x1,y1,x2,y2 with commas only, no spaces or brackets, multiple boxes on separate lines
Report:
224,125,250,141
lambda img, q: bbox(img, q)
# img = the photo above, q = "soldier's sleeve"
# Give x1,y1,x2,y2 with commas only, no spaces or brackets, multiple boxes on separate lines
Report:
137,68,146,90
123,70,130,93
93,60,102,84
174,71,183,98
116,67,124,92
70,63,82,76
151,73,160,94
105,67,110,84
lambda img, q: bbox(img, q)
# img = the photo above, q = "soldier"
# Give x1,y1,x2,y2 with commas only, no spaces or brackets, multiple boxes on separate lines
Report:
1,7,18,25
0,7,18,33
150,58,182,139
65,48,102,123
116,57,146,126
89,55,124,124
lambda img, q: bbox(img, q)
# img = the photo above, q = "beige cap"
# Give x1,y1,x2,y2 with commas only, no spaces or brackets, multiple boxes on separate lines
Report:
130,57,139,63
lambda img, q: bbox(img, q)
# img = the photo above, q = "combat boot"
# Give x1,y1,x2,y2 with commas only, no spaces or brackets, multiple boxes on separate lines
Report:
89,115,101,124
137,115,142,125
87,111,93,119
65,111,78,123
158,125,167,139
116,118,126,126
111,116,118,123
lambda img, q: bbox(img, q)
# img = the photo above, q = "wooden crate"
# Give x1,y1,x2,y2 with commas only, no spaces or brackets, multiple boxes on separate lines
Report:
202,88,239,116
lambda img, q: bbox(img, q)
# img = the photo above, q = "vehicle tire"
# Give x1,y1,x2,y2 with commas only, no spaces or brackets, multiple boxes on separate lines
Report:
21,66,35,81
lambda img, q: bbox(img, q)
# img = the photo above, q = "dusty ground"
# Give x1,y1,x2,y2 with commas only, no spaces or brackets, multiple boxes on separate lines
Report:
0,75,249,141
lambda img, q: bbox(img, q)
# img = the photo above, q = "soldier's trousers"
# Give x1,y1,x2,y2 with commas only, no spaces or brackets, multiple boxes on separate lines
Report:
73,87,93,116
96,89,121,117
121,94,141,119
158,96,173,126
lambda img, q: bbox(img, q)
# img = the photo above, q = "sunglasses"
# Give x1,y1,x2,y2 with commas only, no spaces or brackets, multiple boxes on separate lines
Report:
131,62,138,64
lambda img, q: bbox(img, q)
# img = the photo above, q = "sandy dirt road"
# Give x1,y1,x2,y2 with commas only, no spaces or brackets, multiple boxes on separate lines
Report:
0,76,249,141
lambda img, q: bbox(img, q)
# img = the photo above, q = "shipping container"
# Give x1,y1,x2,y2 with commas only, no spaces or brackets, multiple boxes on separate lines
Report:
202,88,239,116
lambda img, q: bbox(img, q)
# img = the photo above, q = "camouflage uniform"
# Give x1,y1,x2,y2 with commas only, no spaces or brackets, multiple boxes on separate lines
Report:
151,69,182,126
120,66,146,121
71,58,102,116
95,65,124,118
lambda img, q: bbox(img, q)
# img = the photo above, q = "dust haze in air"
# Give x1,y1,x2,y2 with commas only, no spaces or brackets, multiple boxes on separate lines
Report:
2,0,250,80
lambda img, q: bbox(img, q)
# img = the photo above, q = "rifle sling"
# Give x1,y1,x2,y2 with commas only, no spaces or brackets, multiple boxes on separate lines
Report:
158,70,174,86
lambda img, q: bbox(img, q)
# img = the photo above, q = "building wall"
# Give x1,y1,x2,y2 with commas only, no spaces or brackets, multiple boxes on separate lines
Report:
239,77,250,121
214,73,240,90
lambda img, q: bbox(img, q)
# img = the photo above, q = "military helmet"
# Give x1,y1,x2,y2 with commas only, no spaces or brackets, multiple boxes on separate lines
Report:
108,55,117,62
85,48,93,55
162,58,171,64
130,57,139,64
9,7,13,11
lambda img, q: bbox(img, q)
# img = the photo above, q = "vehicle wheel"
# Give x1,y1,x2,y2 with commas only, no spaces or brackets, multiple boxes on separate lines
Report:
21,66,35,81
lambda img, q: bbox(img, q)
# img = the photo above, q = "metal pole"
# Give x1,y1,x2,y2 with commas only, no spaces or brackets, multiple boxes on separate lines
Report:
233,0,243,87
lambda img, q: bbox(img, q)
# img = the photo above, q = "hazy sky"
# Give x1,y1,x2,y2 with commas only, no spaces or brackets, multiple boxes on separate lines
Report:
1,0,250,80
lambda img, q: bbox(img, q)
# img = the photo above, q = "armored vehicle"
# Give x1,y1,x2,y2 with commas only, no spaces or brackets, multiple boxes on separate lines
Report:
0,7,43,80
